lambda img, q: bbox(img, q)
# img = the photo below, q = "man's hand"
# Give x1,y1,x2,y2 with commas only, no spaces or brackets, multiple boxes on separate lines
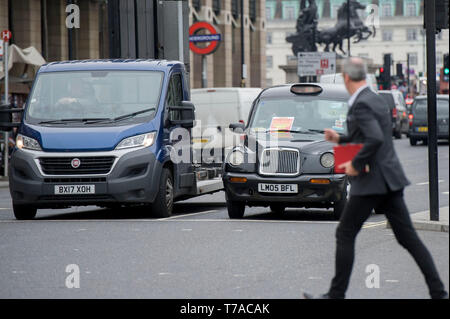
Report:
324,128,340,144
337,161,359,176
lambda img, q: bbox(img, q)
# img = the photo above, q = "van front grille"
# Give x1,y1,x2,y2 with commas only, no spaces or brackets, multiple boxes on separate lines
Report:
39,157,115,175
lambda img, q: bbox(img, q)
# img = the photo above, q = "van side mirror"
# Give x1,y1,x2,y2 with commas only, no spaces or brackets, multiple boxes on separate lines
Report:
229,122,245,132
0,104,23,132
168,101,195,128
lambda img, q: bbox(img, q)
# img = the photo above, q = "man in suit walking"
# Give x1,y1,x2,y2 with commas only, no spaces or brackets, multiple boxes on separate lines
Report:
303,57,448,299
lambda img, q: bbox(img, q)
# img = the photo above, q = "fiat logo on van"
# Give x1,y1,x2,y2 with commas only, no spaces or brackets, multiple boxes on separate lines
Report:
71,158,81,169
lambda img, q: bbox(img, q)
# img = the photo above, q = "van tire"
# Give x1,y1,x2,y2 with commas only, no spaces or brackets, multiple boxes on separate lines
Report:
13,204,37,220
227,200,245,219
151,168,174,218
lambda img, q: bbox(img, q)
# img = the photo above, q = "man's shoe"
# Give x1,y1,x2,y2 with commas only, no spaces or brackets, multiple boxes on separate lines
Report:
302,292,332,299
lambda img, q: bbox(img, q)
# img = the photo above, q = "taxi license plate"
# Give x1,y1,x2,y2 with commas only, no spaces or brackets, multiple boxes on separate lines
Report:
417,126,428,132
258,183,298,194
54,185,95,195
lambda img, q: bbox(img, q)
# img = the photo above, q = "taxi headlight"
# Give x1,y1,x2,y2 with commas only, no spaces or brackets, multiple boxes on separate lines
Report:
228,150,245,166
115,132,156,150
320,152,334,168
16,134,42,151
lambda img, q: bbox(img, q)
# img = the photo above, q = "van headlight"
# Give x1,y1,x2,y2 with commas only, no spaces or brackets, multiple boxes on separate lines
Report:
320,152,334,168
227,149,245,166
115,132,156,150
16,134,42,151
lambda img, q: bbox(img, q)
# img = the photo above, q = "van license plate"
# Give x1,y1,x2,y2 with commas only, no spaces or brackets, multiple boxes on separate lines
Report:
54,185,95,195
258,183,298,194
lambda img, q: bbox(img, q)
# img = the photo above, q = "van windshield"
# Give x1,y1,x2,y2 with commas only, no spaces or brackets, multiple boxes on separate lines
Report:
413,99,449,119
26,70,164,125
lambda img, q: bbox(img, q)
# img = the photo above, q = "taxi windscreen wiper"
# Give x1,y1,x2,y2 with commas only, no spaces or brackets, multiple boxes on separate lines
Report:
112,107,156,122
265,129,321,134
39,118,111,125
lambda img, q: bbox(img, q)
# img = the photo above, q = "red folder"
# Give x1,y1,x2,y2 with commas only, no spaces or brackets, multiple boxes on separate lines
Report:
333,144,363,174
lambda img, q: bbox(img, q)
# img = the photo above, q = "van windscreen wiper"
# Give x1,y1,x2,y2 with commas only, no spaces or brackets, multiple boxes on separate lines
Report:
39,118,111,125
112,107,156,122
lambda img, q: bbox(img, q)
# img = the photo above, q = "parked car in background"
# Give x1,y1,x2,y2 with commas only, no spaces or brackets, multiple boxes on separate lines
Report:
408,95,449,146
319,73,378,92
190,87,262,165
378,90,408,138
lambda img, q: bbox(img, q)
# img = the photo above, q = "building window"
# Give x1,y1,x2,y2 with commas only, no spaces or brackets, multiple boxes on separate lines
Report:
266,56,273,69
284,5,296,20
286,55,296,64
266,78,273,87
406,29,417,41
381,2,393,17
267,32,272,45
382,29,393,41
408,52,418,66
266,7,273,20
213,0,221,15
405,1,417,16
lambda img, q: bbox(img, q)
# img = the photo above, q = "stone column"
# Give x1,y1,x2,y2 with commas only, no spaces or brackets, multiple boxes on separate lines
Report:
213,0,233,87
75,0,100,59
250,0,266,88
11,0,42,52
47,0,68,61
0,0,8,32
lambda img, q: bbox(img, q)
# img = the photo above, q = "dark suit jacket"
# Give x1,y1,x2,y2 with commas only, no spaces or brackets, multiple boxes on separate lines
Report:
339,87,410,196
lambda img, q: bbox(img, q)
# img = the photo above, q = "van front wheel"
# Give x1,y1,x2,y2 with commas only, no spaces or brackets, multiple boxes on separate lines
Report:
13,204,37,220
151,168,174,218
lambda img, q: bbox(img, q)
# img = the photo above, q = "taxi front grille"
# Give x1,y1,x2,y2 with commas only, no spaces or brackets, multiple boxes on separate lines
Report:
259,148,300,175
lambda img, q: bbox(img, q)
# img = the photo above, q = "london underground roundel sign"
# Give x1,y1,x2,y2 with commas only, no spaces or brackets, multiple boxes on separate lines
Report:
189,21,222,55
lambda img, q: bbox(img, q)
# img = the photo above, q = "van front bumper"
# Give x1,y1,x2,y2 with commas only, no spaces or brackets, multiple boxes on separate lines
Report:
223,172,347,208
8,147,162,208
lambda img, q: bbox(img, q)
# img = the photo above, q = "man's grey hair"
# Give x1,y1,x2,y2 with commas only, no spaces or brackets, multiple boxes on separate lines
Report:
342,57,367,82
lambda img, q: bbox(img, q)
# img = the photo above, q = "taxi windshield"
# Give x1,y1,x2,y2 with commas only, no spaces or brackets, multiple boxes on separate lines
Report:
26,70,164,125
249,98,349,134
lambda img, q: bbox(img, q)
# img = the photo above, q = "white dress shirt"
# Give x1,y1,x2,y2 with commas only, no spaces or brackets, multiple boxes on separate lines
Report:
348,84,369,107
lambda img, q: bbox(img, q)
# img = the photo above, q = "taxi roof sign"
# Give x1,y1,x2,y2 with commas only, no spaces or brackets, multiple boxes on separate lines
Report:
290,84,323,95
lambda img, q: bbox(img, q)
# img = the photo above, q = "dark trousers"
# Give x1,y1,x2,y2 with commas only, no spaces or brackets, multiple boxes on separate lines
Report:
328,189,446,299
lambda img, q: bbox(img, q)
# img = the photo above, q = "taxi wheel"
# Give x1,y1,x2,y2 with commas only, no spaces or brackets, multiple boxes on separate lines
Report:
409,137,417,146
333,200,346,220
13,204,37,220
227,200,245,219
270,204,285,215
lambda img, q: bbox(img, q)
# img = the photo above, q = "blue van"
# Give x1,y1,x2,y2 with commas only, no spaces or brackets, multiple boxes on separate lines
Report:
6,59,223,219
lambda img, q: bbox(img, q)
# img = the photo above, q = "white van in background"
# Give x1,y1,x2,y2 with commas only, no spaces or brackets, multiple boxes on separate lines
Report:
320,73,378,92
190,87,262,165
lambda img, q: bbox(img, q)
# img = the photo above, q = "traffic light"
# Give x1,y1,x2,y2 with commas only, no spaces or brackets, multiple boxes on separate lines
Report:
382,54,391,88
444,53,449,75
396,63,403,78
444,53,449,82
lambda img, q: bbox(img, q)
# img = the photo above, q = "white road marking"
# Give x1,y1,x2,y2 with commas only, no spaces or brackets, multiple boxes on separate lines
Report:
181,228,192,231
385,280,399,283
363,221,387,229
443,192,449,195
157,210,217,220
158,272,171,276
308,277,323,280
233,229,243,232
233,274,245,277
416,180,444,186
0,208,10,210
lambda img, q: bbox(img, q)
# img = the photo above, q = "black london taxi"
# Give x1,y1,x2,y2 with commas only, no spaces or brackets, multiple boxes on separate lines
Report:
223,83,350,220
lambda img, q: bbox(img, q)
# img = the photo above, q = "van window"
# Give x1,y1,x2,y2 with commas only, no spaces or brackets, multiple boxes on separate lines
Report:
191,91,240,129
167,74,184,121
26,70,163,124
